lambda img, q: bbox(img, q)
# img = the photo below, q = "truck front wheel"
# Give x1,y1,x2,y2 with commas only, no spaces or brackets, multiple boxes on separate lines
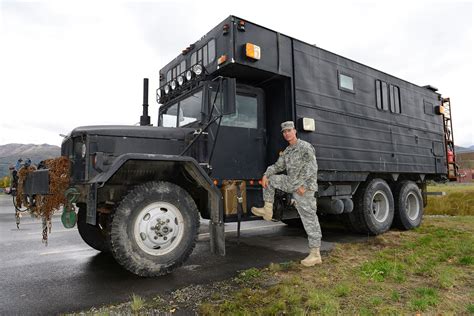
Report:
109,181,199,277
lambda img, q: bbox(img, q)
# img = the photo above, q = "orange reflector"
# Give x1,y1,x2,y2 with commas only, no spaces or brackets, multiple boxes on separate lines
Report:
218,55,228,65
258,180,262,185
249,180,254,185
213,180,218,186
245,43,261,60
435,105,445,115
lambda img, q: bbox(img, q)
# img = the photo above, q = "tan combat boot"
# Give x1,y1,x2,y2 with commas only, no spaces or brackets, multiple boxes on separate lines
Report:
301,248,322,267
251,202,273,221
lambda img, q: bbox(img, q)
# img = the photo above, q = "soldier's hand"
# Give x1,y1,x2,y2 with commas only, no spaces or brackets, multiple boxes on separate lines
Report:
296,186,306,196
261,175,269,189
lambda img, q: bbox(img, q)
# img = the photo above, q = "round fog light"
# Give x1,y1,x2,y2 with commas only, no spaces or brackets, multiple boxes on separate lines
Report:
185,70,193,81
177,76,184,86
193,64,203,76
164,85,170,94
170,80,177,90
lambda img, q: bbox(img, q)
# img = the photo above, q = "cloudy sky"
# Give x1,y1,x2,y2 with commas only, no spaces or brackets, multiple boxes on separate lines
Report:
0,0,472,147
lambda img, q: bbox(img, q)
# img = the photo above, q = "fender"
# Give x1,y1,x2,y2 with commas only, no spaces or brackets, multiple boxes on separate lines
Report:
87,153,225,256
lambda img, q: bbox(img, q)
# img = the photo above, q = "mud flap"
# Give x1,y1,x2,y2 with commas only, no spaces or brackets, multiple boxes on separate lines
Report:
209,191,225,256
86,183,97,225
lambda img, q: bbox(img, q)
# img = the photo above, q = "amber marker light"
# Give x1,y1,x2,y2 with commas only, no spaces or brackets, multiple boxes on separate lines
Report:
213,180,218,186
217,55,228,65
245,43,261,60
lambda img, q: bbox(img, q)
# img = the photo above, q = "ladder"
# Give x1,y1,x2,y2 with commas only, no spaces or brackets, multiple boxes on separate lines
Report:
442,97,457,180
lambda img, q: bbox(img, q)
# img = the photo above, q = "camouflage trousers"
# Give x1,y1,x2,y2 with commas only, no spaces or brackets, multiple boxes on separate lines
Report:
264,175,322,249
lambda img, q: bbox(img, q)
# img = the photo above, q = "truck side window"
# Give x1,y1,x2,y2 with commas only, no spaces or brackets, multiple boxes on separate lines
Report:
390,85,401,114
381,81,389,111
221,94,258,129
208,39,215,64
376,80,383,110
338,72,354,92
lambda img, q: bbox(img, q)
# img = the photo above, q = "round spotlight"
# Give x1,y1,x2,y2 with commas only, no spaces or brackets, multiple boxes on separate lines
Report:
156,88,162,98
193,64,203,76
177,75,184,86
170,80,177,90
185,70,193,81
164,84,170,95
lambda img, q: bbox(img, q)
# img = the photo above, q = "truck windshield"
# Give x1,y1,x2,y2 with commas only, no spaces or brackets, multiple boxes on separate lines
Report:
160,90,203,127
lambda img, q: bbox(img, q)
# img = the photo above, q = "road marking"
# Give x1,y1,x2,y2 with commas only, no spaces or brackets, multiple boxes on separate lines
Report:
40,248,95,256
198,223,287,237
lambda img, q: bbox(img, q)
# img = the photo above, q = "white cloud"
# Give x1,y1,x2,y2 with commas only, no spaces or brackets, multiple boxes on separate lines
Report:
0,0,472,146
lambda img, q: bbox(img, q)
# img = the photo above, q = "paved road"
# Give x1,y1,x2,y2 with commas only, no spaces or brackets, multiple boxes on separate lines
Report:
0,194,367,315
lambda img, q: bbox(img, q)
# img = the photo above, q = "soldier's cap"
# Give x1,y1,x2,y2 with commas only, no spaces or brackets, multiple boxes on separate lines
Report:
281,121,295,132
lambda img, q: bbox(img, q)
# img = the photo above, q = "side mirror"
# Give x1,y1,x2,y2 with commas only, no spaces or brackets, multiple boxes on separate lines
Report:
222,77,236,115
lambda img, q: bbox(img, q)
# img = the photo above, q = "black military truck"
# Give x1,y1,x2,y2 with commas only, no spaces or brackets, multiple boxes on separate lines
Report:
24,16,456,276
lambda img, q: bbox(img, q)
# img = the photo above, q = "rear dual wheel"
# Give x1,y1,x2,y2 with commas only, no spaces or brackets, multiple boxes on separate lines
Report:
393,181,423,230
344,178,394,235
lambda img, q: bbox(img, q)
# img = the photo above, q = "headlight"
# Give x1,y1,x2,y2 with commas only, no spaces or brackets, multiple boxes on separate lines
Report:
177,75,184,86
81,143,87,158
164,84,170,94
170,80,177,90
193,64,203,76
185,70,193,81
156,88,162,102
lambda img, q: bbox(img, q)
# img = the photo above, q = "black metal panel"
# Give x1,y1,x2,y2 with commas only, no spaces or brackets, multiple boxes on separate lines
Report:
24,169,49,195
292,40,446,176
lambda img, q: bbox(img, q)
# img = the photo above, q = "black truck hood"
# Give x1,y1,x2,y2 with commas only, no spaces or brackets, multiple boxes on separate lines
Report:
69,125,194,140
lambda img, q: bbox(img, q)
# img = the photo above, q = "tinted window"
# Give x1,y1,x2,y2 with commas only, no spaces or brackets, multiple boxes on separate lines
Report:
381,81,389,111
208,39,215,63
339,73,354,92
390,85,401,114
221,94,258,129
375,80,383,110
180,60,186,73
162,104,178,127
178,91,202,126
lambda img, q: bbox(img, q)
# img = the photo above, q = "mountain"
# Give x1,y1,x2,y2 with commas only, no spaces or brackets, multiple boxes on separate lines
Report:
456,145,474,153
0,143,61,177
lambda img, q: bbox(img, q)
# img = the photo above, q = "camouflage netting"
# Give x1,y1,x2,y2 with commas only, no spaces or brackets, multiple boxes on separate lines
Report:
16,156,70,243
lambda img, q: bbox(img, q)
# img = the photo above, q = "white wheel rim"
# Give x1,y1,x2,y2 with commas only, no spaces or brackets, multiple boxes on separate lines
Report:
406,192,420,221
133,202,184,256
372,190,390,223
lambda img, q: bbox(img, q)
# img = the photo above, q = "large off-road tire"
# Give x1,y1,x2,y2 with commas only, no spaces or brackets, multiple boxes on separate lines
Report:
109,181,200,277
77,206,109,252
392,181,423,230
343,178,394,235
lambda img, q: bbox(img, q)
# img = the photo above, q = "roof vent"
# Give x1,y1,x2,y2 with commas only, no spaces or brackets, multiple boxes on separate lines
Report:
422,85,438,92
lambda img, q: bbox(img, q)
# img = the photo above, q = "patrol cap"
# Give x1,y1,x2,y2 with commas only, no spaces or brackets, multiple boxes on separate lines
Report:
281,121,295,131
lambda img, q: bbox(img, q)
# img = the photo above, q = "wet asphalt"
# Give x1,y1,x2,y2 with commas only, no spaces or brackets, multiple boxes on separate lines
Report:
0,194,369,315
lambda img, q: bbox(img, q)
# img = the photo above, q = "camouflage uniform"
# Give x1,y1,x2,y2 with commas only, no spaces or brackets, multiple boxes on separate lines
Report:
264,139,322,248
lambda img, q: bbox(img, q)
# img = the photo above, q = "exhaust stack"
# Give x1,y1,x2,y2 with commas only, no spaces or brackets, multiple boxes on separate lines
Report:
140,78,151,126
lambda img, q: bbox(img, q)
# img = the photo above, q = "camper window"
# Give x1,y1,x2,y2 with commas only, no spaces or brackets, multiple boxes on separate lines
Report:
338,72,354,92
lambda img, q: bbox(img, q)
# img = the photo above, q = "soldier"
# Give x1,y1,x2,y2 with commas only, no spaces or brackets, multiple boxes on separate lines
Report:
251,121,322,266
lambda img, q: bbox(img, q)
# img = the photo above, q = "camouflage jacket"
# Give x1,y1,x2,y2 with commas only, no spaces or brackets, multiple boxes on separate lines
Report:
264,139,318,192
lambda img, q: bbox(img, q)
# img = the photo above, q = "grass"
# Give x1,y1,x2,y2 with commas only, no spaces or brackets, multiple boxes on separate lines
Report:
198,216,474,315
426,183,474,215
